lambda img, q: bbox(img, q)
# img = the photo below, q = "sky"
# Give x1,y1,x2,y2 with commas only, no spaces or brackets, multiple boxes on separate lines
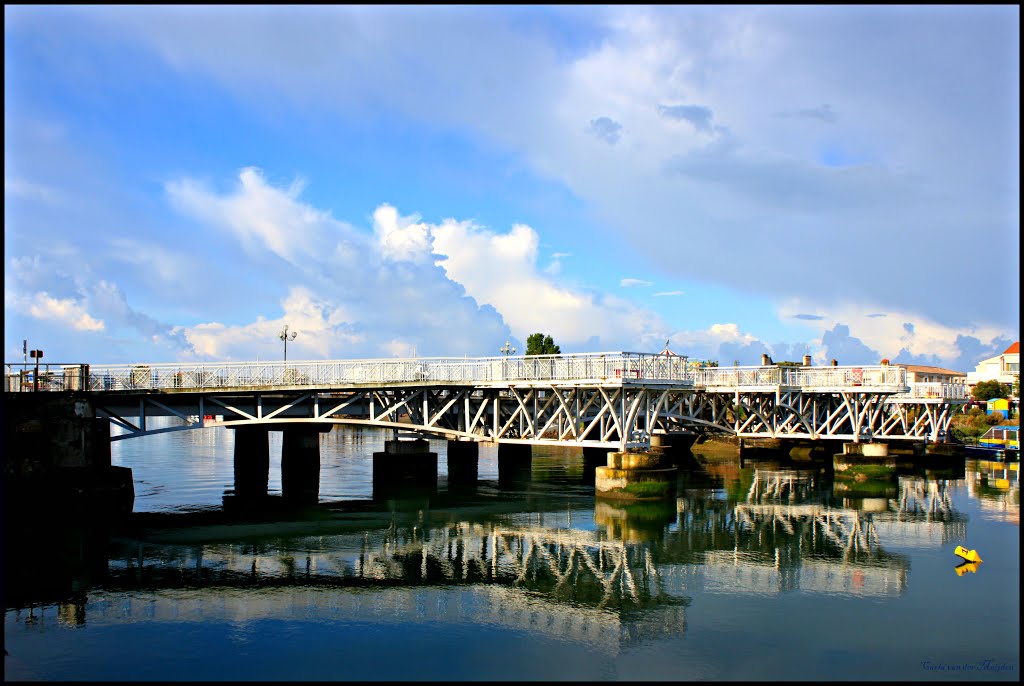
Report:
4,5,1020,371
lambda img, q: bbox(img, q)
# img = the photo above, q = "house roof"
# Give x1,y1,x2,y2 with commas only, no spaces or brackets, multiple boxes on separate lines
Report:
900,364,967,376
1004,341,1020,355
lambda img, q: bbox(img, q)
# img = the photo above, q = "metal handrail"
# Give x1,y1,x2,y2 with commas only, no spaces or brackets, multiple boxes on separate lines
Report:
3,355,921,395
893,382,971,400
4,352,692,392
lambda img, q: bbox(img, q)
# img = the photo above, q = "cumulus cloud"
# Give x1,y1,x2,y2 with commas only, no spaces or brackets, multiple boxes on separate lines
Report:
26,293,105,331
180,286,362,360
778,298,1011,369
431,217,663,350
166,169,511,360
372,204,433,264
166,167,343,266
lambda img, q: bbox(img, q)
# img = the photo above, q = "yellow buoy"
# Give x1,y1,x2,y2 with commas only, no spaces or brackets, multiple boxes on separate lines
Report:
954,546,982,563
955,561,980,576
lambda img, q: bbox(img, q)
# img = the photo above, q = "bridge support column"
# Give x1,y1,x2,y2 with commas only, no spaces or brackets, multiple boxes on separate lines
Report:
788,442,831,461
497,443,532,485
281,425,329,505
595,449,677,501
446,440,479,484
650,431,697,454
373,439,438,500
581,447,609,486
232,426,270,500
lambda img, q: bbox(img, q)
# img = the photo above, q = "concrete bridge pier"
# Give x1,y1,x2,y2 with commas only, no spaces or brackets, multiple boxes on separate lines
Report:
498,443,532,485
231,426,270,500
446,440,479,484
651,431,698,454
281,425,331,505
373,439,438,500
595,449,678,501
4,395,133,518
581,447,610,486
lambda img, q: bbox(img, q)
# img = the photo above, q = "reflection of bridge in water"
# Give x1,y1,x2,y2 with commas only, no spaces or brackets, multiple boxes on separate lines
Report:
8,469,974,652
83,521,688,654
660,471,968,596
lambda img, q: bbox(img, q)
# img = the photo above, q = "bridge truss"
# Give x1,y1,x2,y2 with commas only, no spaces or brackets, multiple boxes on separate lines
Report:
5,352,967,448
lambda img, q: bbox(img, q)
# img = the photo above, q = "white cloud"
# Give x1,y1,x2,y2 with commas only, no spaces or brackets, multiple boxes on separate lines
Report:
620,278,653,288
180,286,362,360
4,177,64,205
777,298,1010,368
372,204,433,264
165,170,510,359
106,238,195,286
670,322,756,350
654,290,685,297
22,292,105,331
431,217,664,349
166,167,347,266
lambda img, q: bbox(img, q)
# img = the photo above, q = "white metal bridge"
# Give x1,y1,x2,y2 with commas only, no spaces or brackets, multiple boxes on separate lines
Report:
5,351,968,449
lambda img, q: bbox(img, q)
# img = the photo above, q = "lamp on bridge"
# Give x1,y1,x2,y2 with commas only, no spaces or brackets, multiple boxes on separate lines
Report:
500,340,516,356
279,324,297,362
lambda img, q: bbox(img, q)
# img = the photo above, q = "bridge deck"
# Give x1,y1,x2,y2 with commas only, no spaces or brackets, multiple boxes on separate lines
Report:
4,352,968,447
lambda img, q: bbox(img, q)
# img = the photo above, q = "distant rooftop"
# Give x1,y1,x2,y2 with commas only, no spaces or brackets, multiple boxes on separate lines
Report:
899,364,966,376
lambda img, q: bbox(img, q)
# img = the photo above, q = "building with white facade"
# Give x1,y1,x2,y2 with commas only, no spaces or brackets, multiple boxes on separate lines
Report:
966,342,1020,389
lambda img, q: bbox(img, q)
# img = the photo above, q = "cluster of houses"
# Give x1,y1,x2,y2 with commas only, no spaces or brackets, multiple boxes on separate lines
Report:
897,342,1019,415
895,341,1017,392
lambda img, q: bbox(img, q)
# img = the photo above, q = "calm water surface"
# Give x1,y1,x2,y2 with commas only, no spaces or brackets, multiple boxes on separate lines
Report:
4,422,1020,681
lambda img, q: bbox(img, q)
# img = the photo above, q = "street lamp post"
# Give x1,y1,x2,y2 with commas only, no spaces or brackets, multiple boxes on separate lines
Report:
279,325,297,362
500,340,516,356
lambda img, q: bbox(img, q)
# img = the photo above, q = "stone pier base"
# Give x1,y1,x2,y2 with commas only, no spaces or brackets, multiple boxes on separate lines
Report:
595,449,677,501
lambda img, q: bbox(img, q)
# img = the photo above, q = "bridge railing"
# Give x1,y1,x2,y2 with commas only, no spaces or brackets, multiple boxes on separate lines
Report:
4,357,921,394
694,365,907,389
4,352,693,392
893,382,970,400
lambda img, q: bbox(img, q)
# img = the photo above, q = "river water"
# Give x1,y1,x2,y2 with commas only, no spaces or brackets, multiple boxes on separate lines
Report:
4,422,1019,681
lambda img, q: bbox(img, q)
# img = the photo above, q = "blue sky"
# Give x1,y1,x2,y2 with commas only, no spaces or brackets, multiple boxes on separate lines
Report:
4,5,1019,370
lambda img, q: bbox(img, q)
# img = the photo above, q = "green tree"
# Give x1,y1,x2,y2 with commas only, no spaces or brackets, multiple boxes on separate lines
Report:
525,333,561,356
972,380,1010,401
